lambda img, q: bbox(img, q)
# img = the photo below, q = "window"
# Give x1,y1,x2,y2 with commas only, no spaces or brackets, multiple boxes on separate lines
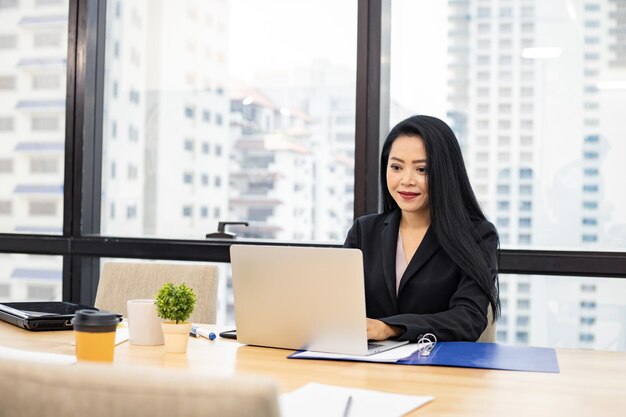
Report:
0,34,17,49
582,234,598,242
519,218,532,228
579,333,595,342
583,184,598,193
0,1,67,241
519,168,532,179
0,75,15,90
127,164,138,180
29,201,57,216
0,158,13,173
30,158,59,174
127,205,137,219
580,317,596,325
27,285,57,300
516,331,529,344
33,32,62,48
583,201,598,209
32,116,60,131
0,117,14,132
102,1,357,242
0,201,12,215
33,74,61,89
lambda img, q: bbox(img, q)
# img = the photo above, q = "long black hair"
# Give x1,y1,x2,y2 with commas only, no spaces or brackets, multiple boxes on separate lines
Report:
380,115,500,318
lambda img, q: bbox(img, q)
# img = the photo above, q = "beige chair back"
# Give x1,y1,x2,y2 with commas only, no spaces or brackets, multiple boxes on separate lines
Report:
94,262,218,323
0,357,279,417
477,303,496,342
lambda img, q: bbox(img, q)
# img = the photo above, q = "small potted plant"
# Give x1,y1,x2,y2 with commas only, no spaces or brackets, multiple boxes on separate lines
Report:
155,282,197,353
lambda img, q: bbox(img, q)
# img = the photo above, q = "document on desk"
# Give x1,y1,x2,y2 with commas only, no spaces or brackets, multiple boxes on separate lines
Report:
280,383,433,417
0,345,75,364
290,342,421,363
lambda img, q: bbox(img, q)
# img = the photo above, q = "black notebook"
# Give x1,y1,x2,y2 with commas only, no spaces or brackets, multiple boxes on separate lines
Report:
0,301,99,331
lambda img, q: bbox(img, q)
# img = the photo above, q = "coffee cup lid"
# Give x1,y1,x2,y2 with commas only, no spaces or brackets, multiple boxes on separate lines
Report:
72,309,120,328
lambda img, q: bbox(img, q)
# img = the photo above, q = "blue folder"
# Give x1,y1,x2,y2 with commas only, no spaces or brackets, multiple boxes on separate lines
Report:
397,342,560,373
289,342,560,373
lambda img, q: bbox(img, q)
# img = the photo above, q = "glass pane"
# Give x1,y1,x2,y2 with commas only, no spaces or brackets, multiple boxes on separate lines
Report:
498,274,626,352
0,0,68,234
101,0,357,242
0,253,63,302
388,1,626,251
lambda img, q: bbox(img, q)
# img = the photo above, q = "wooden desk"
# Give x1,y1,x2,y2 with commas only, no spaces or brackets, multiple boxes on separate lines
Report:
1,321,624,417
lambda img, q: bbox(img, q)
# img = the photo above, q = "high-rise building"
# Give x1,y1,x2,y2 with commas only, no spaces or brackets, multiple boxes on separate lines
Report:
0,0,69,302
102,0,231,240
252,60,357,242
447,0,626,350
229,85,315,241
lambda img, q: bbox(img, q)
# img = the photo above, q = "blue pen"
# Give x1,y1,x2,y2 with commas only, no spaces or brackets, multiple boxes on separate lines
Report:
191,325,216,340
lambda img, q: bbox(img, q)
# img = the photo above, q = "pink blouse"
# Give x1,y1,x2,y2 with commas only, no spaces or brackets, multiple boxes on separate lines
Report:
395,230,409,295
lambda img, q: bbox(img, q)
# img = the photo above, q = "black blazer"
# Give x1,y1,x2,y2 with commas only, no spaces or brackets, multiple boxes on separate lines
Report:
344,210,497,342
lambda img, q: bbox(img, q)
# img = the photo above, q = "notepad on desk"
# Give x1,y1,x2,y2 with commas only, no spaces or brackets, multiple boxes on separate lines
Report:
290,341,560,373
280,383,433,417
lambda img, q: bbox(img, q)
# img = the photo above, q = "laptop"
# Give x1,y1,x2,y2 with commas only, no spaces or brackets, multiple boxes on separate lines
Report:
0,301,99,331
230,245,408,356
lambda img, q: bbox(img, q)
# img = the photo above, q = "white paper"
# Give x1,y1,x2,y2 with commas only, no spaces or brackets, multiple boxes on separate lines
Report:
114,327,130,345
0,345,76,364
280,383,433,417
290,342,422,363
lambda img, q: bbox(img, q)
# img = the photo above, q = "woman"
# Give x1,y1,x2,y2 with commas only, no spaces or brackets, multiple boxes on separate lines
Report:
344,115,499,342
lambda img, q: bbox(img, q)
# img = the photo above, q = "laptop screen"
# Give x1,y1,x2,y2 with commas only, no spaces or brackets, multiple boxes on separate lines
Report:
0,302,94,317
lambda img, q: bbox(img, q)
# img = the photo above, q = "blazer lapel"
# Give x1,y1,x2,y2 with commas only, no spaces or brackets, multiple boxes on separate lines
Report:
397,226,440,295
381,211,401,310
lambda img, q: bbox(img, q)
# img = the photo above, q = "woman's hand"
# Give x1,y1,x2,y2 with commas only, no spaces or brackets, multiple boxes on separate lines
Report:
366,318,402,340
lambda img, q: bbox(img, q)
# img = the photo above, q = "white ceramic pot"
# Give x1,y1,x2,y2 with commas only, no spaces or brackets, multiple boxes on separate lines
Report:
161,322,192,353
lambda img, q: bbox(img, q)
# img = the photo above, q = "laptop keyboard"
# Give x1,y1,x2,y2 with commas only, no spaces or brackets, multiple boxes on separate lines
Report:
367,342,384,350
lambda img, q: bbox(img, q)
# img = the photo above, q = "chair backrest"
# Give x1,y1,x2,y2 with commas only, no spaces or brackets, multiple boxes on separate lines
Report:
0,357,280,417
94,262,218,323
477,303,496,343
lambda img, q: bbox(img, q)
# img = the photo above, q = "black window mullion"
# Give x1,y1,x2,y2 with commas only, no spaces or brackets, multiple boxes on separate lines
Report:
355,0,385,219
63,0,104,303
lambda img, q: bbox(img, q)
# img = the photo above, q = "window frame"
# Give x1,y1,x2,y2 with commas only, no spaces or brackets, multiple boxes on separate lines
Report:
0,0,625,306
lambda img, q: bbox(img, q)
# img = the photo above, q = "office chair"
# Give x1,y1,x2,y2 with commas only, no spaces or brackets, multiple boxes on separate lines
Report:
0,357,280,417
94,262,219,323
477,304,496,342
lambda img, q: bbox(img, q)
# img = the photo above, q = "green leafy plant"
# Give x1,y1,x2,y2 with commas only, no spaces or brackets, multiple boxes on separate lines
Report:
155,282,197,324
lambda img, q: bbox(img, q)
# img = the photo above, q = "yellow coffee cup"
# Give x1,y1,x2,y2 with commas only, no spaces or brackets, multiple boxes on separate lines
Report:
72,309,120,362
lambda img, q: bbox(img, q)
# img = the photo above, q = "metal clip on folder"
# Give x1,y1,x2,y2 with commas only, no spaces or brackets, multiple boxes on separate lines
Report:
416,333,437,357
